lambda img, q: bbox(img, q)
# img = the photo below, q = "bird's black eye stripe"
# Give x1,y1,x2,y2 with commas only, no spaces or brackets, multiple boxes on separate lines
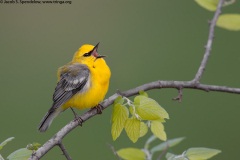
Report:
83,52,91,57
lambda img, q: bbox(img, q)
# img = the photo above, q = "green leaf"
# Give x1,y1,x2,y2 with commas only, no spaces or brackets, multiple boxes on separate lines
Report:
114,96,124,105
129,105,134,115
0,137,15,150
112,103,129,123
26,143,41,151
124,117,141,143
139,122,148,137
117,148,145,160
217,14,240,31
151,137,185,153
134,96,169,120
150,121,167,141
139,91,148,97
7,148,32,160
112,103,129,141
186,147,221,160
194,0,219,11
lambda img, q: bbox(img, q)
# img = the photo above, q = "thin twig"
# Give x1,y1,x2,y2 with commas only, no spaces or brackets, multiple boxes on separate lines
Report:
58,142,72,160
193,0,225,83
107,143,121,160
172,86,183,102
157,144,169,160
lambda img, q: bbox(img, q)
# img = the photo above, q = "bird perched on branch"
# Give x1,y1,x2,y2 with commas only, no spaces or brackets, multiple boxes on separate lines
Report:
38,43,111,132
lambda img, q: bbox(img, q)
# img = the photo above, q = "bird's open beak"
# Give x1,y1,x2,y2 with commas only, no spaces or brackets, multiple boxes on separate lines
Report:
92,43,106,59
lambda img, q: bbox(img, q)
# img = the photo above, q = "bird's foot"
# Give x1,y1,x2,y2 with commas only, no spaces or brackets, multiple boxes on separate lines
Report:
74,116,83,126
70,108,83,126
91,104,103,114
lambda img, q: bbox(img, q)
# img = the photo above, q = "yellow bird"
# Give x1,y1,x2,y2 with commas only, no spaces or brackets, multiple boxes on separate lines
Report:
38,43,111,132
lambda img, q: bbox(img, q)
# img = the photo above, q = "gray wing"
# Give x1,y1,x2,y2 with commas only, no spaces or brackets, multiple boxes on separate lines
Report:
49,63,90,112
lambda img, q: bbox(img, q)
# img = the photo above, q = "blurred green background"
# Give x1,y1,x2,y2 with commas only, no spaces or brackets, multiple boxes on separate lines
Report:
1,1,240,159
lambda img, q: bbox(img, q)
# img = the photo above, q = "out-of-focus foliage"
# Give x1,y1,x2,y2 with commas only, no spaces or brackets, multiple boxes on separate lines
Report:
116,136,221,160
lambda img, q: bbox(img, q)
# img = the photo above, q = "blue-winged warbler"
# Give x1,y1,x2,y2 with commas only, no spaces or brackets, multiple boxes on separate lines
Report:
38,43,111,132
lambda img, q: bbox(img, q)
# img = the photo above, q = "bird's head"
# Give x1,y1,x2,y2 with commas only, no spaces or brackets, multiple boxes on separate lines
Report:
72,43,106,67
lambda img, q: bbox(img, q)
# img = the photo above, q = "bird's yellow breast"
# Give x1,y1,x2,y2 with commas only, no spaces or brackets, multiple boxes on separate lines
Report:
61,58,111,110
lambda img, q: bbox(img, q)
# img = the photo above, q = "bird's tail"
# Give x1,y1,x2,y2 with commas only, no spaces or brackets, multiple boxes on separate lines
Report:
38,108,62,132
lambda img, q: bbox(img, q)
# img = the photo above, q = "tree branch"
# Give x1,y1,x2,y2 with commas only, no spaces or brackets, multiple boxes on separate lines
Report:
30,81,240,159
193,0,225,83
29,0,236,159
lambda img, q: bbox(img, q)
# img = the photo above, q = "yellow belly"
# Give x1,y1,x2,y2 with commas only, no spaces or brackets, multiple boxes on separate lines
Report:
62,82,109,110
61,59,111,110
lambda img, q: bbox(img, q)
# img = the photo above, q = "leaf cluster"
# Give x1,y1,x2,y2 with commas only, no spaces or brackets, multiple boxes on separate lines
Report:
116,136,221,160
111,91,169,143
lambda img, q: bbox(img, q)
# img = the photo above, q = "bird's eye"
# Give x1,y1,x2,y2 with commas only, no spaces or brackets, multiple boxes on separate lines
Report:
83,52,91,57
